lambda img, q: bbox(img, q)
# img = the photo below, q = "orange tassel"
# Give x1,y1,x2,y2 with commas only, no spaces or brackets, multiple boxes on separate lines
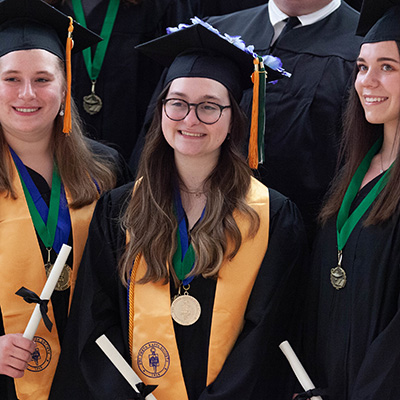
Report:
248,57,260,169
63,17,74,135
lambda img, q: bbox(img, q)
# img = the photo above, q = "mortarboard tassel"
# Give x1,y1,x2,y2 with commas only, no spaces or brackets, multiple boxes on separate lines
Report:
248,57,260,169
63,17,74,135
257,59,266,164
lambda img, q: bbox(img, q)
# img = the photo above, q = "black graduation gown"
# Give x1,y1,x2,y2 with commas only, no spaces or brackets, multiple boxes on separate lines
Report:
50,183,308,400
302,176,400,400
190,0,265,18
54,0,195,162
0,140,132,400
207,3,363,240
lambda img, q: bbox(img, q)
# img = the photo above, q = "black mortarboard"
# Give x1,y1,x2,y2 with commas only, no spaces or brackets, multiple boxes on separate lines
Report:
357,0,400,43
0,0,100,59
136,20,290,168
0,0,101,134
136,22,286,103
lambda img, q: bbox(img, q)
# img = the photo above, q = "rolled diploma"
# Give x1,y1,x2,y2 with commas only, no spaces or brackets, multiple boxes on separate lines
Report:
23,244,72,340
96,334,157,400
279,340,323,400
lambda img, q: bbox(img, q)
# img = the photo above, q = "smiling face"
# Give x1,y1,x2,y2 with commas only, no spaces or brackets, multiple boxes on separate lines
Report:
161,77,232,164
0,49,65,144
355,41,400,131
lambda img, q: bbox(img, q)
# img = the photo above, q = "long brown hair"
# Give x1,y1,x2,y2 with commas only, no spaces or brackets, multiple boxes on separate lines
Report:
0,59,117,208
320,41,400,225
119,84,260,286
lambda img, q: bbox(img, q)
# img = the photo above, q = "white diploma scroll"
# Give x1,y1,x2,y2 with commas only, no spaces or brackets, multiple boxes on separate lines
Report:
23,244,72,340
96,334,157,400
279,340,323,400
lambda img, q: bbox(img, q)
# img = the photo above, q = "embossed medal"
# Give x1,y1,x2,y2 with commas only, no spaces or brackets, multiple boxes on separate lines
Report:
330,250,346,290
83,81,103,115
171,285,201,326
45,248,71,291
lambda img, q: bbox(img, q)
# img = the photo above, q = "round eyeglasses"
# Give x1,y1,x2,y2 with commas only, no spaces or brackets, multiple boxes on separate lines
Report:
162,98,231,125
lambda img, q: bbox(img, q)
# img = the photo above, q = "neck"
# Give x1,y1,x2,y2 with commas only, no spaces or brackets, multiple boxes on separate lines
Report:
6,133,54,186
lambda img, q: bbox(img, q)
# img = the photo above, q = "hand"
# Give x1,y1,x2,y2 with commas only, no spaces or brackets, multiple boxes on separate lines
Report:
0,333,35,378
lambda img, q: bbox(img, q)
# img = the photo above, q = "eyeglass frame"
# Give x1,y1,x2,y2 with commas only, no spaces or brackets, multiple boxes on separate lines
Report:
162,98,232,125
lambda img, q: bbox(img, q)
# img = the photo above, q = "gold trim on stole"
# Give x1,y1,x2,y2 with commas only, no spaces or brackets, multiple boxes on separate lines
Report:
130,178,270,399
0,158,96,400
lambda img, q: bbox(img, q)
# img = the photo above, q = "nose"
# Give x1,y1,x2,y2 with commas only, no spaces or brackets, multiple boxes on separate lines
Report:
18,80,36,99
184,105,201,125
358,69,379,88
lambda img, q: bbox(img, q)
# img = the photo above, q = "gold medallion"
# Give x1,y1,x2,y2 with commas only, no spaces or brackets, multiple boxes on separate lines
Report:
83,93,102,115
171,294,201,326
45,262,72,291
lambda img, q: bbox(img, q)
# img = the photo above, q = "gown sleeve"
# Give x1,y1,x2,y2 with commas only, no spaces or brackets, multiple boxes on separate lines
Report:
197,189,309,400
49,183,140,400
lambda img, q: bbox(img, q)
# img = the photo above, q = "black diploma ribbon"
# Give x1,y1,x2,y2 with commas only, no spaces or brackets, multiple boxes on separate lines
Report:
127,382,157,399
294,387,327,400
15,286,53,332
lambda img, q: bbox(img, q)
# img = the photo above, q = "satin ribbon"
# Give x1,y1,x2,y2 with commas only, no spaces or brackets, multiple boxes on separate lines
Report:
15,287,53,332
294,388,327,400
126,382,158,399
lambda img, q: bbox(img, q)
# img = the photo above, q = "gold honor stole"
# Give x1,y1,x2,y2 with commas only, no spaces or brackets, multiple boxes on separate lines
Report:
130,178,270,399
0,158,96,400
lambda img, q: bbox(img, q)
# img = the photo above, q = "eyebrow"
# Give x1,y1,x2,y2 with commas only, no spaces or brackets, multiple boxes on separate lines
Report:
357,57,400,64
168,91,222,101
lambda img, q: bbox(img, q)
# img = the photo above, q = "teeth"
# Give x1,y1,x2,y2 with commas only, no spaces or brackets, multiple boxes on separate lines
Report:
365,97,386,103
15,107,39,113
181,131,203,137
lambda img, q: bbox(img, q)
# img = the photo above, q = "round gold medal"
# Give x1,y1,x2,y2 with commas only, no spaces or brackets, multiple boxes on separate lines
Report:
171,294,201,326
45,263,72,291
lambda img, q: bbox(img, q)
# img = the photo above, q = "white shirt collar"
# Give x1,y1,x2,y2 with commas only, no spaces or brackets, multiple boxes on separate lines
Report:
269,0,341,28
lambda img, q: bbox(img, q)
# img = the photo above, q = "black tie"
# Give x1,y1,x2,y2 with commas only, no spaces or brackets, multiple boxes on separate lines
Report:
280,16,300,37
270,16,300,53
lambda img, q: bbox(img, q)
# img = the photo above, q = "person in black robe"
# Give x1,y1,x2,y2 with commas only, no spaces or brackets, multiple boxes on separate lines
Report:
48,0,195,162
301,2,400,399
0,1,132,398
50,21,308,400
203,0,363,242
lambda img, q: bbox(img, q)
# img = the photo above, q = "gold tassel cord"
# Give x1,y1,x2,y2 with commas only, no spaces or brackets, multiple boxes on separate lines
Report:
63,17,74,135
248,57,260,169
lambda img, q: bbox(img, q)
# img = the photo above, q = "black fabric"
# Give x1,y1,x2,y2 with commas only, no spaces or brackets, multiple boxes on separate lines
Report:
301,176,400,400
53,0,195,162
0,0,100,59
50,184,308,400
205,3,363,243
0,139,132,400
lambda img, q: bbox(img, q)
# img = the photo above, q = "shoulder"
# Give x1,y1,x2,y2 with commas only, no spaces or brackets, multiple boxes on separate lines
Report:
85,138,121,159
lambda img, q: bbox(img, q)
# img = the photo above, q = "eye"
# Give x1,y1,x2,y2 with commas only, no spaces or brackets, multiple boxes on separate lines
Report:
199,102,219,112
168,99,186,108
356,63,367,72
382,64,394,72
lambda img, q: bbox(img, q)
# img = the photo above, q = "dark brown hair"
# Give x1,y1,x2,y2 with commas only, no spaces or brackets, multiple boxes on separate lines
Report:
320,41,400,225
119,84,260,286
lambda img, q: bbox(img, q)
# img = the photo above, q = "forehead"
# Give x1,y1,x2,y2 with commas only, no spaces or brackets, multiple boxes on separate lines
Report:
167,77,230,101
359,40,400,59
0,48,62,70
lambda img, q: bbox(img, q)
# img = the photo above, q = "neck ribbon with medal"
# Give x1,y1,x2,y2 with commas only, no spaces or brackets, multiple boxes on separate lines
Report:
71,0,120,115
332,137,394,290
170,189,205,326
10,148,72,291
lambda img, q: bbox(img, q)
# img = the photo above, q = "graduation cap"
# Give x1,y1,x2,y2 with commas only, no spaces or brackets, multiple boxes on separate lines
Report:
136,19,290,168
0,0,101,134
357,0,400,43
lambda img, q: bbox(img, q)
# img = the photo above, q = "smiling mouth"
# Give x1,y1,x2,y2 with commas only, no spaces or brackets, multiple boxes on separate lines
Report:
14,107,40,113
180,130,204,137
364,96,388,104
